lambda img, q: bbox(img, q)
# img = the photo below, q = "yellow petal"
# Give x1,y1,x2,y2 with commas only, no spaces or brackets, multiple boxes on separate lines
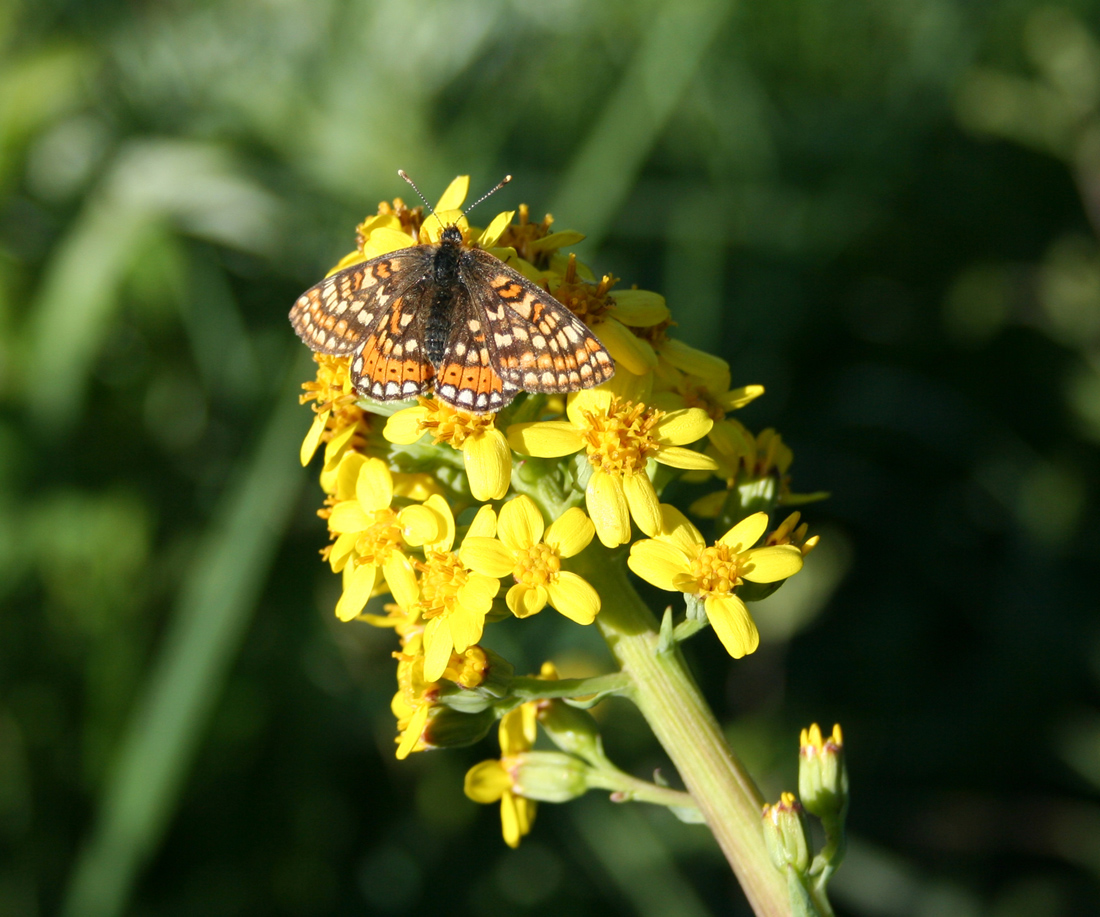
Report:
546,572,600,624
599,366,653,405
457,571,499,610
422,617,453,682
335,563,378,621
463,429,511,501
328,532,358,572
608,288,669,326
566,387,614,425
501,704,537,752
586,469,631,548
467,504,498,538
705,594,760,659
323,422,358,468
422,494,456,551
507,421,583,457
396,704,430,760
333,451,367,501
543,507,594,558
659,338,730,382
448,601,487,653
300,411,329,466
719,512,768,552
328,500,371,535
507,583,547,618
399,503,444,546
362,227,418,259
383,406,429,445
740,545,804,583
434,175,470,212
623,472,661,537
627,539,691,591
594,317,656,375
477,210,515,249
382,552,419,607
653,408,713,446
498,495,544,552
464,760,510,803
657,446,719,471
461,536,516,578
527,229,585,252
657,505,705,555
720,384,765,411
356,457,394,512
688,490,727,519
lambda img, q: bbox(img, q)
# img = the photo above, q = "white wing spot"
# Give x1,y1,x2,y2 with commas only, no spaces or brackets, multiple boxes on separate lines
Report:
457,388,474,406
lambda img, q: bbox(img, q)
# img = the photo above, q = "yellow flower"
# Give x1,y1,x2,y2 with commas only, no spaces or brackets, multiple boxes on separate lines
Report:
628,506,804,658
549,255,669,376
766,511,820,557
384,397,511,501
323,453,445,621
460,495,600,623
463,704,538,848
299,353,369,469
392,642,492,760
507,389,717,547
414,502,502,682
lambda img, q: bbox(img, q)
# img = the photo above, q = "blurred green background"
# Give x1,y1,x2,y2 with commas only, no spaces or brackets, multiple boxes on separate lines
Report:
4,0,1100,914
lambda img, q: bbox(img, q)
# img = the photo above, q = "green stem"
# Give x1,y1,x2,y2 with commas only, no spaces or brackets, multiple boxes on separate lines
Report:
586,768,700,813
510,672,631,702
579,554,790,917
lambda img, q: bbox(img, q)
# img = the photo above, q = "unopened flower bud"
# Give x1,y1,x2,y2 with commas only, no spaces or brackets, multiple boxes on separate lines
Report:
435,647,515,714
538,700,604,763
798,723,847,822
421,706,496,749
762,792,810,874
509,751,590,803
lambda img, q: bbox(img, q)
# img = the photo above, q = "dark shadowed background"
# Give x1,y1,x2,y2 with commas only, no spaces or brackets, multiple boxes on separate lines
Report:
4,0,1100,914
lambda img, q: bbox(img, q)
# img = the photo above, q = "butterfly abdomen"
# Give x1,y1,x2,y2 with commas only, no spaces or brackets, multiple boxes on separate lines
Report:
425,228,464,366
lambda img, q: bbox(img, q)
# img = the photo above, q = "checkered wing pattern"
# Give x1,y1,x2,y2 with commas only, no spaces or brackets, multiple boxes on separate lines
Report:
351,286,436,402
461,249,615,393
289,248,432,355
433,287,520,412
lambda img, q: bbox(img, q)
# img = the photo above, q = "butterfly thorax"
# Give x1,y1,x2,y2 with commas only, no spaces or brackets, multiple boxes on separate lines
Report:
425,226,466,366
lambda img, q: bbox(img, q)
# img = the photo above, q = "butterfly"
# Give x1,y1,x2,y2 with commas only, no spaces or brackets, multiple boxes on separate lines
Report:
289,181,615,414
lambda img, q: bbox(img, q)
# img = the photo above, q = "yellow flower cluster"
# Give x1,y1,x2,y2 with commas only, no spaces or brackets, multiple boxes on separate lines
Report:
295,176,819,843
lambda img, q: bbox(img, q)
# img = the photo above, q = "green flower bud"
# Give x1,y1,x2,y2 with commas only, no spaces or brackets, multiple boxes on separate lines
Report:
421,706,496,749
798,723,848,823
434,647,515,713
538,699,604,764
510,751,591,803
762,792,810,875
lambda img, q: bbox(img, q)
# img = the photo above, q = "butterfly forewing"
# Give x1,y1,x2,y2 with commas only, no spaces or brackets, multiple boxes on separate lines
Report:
461,250,615,393
289,248,432,355
290,220,615,414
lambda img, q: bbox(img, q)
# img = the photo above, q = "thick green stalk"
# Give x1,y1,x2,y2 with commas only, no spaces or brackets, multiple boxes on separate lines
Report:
581,556,790,917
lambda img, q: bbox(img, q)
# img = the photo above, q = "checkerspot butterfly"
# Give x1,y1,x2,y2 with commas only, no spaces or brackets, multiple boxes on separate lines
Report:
289,173,615,413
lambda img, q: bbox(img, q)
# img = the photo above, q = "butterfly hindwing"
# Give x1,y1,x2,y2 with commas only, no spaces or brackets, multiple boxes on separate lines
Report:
351,282,436,402
460,249,615,392
432,287,519,413
289,247,433,355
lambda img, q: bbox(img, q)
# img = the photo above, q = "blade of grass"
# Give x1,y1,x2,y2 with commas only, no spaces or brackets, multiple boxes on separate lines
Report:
61,348,312,917
550,0,735,246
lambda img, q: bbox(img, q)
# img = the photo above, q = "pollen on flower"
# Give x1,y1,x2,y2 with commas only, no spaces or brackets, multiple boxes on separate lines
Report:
350,512,405,568
689,543,744,596
513,543,562,588
579,396,664,476
357,197,421,250
550,255,615,324
631,316,673,345
497,204,555,264
415,398,498,448
301,354,368,434
416,551,472,620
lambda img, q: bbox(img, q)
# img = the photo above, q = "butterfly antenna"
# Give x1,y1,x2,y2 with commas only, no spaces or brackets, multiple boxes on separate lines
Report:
464,174,513,216
397,169,446,232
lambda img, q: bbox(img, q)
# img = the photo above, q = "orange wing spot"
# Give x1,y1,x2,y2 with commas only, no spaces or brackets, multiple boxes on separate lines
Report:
389,308,403,335
585,338,603,353
536,353,554,370
403,359,429,382
552,355,566,371
497,283,523,299
529,303,544,323
519,351,537,369
373,261,392,279
440,362,464,385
